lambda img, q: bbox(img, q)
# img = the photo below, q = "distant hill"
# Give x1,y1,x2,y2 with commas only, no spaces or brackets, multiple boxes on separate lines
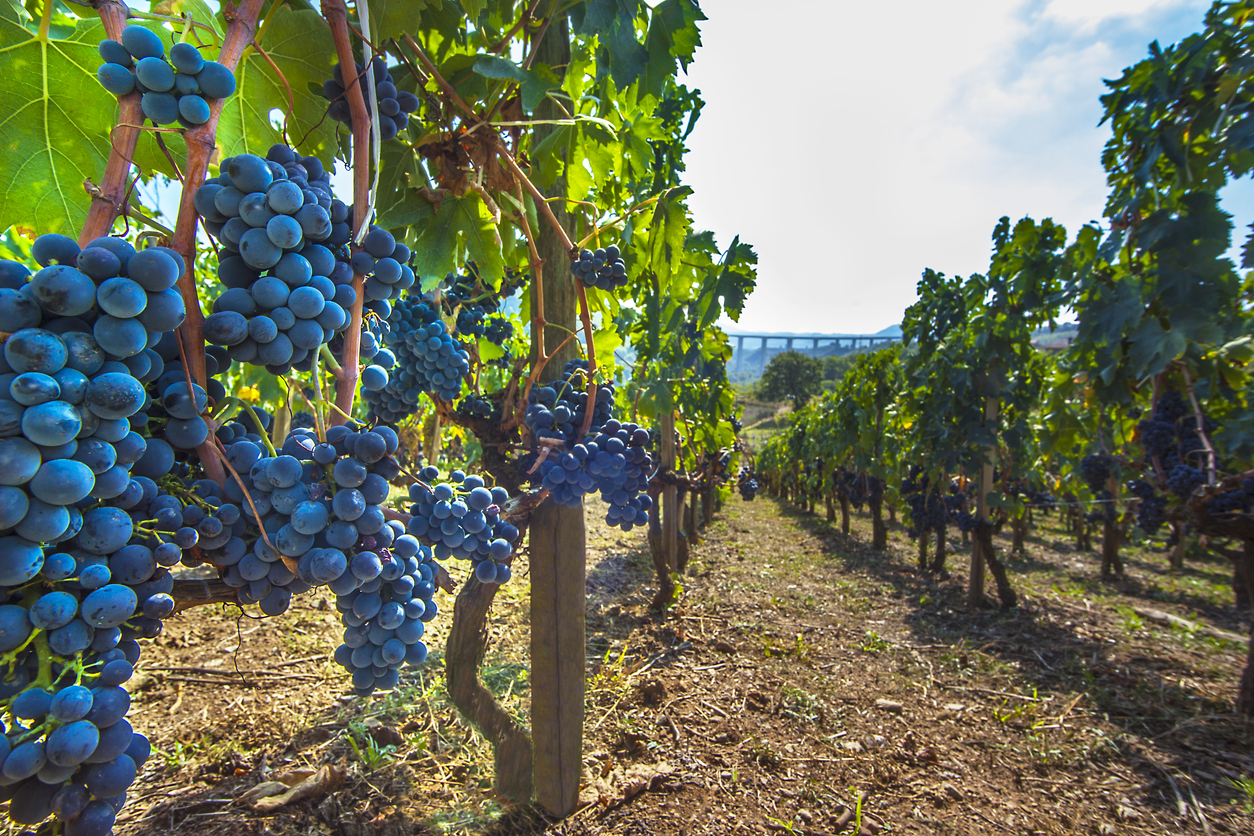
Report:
875,324,903,337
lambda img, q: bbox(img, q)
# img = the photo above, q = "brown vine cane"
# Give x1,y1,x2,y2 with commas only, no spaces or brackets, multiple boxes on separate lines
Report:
321,0,371,425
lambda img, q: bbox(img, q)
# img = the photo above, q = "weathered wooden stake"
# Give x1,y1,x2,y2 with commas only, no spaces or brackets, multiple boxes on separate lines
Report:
527,13,584,818
967,396,997,607
661,412,679,573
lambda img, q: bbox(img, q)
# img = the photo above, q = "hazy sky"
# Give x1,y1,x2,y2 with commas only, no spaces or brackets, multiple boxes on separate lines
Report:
681,0,1251,335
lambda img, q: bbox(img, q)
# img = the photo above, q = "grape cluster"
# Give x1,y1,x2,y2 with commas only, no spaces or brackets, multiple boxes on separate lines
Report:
844,473,883,510
901,471,946,538
0,235,205,835
404,469,519,584
455,394,500,423
525,361,655,529
332,531,438,695
1166,463,1206,498
96,26,235,127
0,235,185,382
1078,454,1115,495
195,147,356,374
484,317,515,346
737,466,758,501
348,225,415,309
1126,479,1168,534
209,424,403,614
321,57,420,142
1205,478,1254,516
571,246,628,291
439,264,521,353
1137,389,1217,471
363,295,469,425
945,493,976,532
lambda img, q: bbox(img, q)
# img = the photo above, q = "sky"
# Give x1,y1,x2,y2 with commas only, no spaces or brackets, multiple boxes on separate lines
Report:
680,0,1251,335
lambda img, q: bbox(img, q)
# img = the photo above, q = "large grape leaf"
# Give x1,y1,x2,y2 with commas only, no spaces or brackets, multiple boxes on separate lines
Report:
367,0,445,43
375,133,434,229
0,5,116,235
640,0,704,101
472,55,557,113
218,7,339,166
409,192,503,286
575,0,649,90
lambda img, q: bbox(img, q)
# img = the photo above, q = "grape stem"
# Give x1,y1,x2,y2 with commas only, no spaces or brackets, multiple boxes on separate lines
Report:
210,435,295,573
575,281,597,439
322,0,370,425
240,402,280,458
574,195,660,251
125,8,220,45
319,343,344,375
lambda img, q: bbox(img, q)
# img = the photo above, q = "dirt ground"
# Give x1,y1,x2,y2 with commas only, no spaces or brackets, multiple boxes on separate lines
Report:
32,492,1254,836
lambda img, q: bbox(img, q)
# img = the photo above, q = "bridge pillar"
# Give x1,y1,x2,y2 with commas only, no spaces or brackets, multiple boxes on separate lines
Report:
735,335,744,371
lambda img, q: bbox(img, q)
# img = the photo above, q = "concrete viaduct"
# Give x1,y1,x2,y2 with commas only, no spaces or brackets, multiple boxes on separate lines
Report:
730,333,902,373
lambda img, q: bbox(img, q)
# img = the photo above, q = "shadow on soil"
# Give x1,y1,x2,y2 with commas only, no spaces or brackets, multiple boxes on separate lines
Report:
772,497,1254,823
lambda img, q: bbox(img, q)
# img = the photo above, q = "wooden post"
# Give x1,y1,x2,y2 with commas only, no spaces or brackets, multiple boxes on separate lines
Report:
528,13,583,819
968,396,998,607
661,412,679,573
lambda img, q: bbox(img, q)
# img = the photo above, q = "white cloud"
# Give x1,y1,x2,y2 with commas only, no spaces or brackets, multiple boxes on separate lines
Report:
681,0,1218,334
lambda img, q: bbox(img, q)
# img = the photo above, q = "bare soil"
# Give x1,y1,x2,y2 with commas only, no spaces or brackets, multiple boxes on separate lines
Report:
46,494,1254,836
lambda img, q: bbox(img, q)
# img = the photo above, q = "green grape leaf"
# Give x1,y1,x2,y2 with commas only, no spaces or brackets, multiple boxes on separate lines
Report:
592,324,623,377
367,0,444,43
375,132,431,221
565,124,616,201
645,186,692,284
410,191,503,285
529,123,572,189
376,187,435,230
640,0,705,100
218,7,339,165
477,336,505,361
471,55,558,113
0,6,116,235
577,0,648,89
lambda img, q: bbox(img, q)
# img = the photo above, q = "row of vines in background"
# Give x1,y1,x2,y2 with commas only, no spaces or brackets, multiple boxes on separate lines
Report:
756,0,1254,716
0,0,756,831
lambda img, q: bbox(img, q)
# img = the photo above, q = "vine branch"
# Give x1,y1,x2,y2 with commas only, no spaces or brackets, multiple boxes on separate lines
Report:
78,0,143,247
321,0,372,425
400,33,576,255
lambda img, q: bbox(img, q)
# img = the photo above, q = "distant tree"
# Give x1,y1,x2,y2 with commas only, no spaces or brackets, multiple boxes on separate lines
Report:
823,354,855,384
758,351,822,405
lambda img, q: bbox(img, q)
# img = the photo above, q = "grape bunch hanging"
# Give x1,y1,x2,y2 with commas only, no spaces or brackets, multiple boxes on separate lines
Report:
404,469,520,586
196,147,354,374
0,235,226,835
571,245,629,291
96,26,236,126
525,360,655,531
321,57,420,142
